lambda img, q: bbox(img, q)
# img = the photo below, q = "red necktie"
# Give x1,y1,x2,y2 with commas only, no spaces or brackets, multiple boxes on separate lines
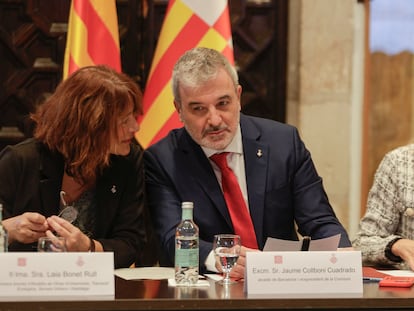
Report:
210,152,258,249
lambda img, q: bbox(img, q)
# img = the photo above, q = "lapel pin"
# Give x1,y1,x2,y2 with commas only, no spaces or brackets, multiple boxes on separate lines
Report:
256,149,263,158
111,185,117,194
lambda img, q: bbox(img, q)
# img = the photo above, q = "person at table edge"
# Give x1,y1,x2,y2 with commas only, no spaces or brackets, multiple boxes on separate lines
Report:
0,65,147,268
144,47,352,278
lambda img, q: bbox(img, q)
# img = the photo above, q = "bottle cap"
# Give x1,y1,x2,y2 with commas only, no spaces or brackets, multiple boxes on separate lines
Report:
182,202,194,209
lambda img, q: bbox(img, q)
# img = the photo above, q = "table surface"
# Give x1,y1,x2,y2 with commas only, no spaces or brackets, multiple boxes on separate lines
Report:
1,276,414,311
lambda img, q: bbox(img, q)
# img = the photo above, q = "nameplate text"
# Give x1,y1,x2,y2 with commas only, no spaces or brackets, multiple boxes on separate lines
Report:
0,252,114,300
245,251,363,297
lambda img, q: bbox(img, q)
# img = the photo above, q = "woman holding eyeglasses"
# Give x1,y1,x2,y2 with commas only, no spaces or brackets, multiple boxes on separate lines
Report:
0,65,147,268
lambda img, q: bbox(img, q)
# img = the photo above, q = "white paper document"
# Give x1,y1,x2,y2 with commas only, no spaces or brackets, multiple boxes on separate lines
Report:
114,267,175,280
378,270,414,277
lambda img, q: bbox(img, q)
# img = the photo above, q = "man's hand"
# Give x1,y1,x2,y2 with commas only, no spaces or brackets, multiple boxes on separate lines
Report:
337,246,355,251
229,246,259,280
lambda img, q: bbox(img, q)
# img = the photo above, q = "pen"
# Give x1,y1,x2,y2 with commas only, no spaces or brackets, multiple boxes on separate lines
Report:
363,277,382,282
301,236,311,251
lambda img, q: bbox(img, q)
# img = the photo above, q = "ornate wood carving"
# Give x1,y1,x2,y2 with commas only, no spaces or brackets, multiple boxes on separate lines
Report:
0,0,287,150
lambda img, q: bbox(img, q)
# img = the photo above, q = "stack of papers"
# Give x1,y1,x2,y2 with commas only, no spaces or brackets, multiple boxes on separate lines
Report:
114,267,174,280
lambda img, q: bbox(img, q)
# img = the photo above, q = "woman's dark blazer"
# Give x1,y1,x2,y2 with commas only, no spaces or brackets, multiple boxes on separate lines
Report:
0,138,146,268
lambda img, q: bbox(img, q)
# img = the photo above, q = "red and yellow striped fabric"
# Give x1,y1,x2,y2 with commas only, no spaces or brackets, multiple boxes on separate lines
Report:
136,0,233,148
63,0,121,79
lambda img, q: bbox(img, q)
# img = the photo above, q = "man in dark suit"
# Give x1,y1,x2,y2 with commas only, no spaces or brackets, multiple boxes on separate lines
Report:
144,47,352,278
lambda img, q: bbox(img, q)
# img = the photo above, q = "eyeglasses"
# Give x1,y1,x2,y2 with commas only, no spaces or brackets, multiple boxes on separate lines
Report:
58,191,78,223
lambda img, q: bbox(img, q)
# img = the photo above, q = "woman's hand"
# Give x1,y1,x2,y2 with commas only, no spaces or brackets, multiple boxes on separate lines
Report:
2,212,48,244
391,238,414,270
46,215,92,252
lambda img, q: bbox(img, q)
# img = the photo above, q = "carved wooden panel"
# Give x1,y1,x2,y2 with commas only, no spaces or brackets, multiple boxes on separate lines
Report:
230,0,287,121
144,0,288,121
0,0,287,150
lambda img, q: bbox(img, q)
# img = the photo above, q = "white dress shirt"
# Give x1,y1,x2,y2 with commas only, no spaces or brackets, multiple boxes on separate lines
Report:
201,125,249,272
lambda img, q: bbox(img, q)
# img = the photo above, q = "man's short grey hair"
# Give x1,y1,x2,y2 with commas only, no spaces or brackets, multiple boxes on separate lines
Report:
172,47,239,104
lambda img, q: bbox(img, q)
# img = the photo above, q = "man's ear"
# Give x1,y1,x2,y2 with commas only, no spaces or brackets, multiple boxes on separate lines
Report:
237,85,243,111
174,100,180,113
237,85,242,99
174,101,183,122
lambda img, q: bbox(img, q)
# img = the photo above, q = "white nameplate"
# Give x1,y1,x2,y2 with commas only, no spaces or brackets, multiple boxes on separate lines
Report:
0,252,114,300
245,251,363,297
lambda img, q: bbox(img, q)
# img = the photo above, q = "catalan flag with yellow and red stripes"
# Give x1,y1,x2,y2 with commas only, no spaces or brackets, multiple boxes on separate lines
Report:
136,0,233,148
63,0,121,79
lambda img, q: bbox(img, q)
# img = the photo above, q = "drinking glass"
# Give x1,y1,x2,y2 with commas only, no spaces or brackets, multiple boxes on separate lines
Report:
213,234,241,285
37,237,67,252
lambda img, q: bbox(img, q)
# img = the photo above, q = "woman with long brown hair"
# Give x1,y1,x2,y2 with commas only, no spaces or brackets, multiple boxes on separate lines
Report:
0,65,146,268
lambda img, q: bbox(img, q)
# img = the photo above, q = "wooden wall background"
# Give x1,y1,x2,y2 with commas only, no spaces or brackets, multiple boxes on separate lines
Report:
0,0,288,265
367,52,414,193
0,0,288,151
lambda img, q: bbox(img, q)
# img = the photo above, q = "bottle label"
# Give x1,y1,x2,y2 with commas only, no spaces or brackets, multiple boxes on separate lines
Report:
175,248,199,266
175,246,199,284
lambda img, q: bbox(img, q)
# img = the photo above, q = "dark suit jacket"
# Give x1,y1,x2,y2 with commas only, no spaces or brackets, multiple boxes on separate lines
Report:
0,138,147,268
144,114,352,270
